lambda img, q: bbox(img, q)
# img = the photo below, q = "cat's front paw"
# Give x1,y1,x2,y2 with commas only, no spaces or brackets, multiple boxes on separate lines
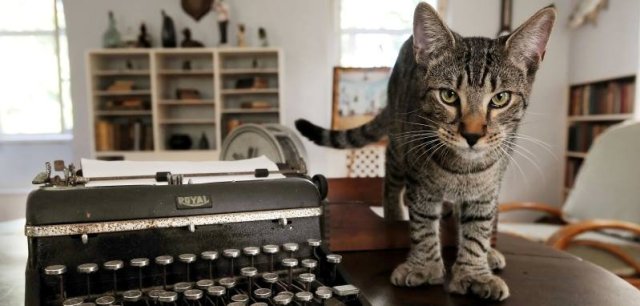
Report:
448,265,510,301
488,248,506,270
390,262,445,287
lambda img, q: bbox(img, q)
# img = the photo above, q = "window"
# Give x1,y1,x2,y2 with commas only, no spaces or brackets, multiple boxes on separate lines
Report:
339,0,438,67
0,0,72,139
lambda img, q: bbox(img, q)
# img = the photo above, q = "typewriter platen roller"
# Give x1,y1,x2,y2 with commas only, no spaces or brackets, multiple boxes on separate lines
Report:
25,137,370,305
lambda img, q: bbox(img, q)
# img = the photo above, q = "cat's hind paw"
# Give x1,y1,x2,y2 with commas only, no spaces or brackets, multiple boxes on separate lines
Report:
488,248,506,270
448,268,510,301
390,262,445,287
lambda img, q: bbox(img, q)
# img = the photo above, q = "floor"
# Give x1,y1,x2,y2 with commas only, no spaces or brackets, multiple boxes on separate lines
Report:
0,218,27,306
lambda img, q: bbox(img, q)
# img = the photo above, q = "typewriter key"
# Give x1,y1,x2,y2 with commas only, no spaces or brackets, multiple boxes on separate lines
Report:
223,249,240,276
184,289,204,302
273,292,293,305
315,287,332,305
174,281,192,293
241,266,258,294
326,254,342,284
44,264,67,301
148,289,165,302
301,259,317,273
243,246,260,267
295,291,313,305
95,295,115,306
103,260,123,294
262,272,278,291
218,277,236,299
262,244,279,271
201,251,218,279
251,303,268,306
282,243,299,258
62,297,84,306
254,288,272,300
230,293,249,303
130,258,149,290
281,258,298,287
298,273,315,291
228,303,245,306
307,238,322,269
196,279,214,290
77,263,98,300
158,291,178,304
122,289,142,302
155,255,174,290
178,254,197,282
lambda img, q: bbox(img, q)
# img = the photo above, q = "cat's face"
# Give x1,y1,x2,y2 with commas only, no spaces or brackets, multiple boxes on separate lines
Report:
413,4,555,160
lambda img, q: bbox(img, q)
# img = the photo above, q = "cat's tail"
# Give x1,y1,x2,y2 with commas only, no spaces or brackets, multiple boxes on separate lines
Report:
295,107,389,149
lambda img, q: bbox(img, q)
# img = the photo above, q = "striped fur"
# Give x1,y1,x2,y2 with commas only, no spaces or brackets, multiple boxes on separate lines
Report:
296,3,555,301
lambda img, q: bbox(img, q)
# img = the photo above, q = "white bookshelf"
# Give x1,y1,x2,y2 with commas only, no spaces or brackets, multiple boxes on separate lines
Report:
86,47,283,161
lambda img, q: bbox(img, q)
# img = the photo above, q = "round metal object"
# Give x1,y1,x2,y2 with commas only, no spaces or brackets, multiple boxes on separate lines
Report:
243,246,260,256
228,303,245,306
173,282,192,293
295,291,313,302
231,294,249,302
315,288,333,299
122,290,142,302
103,260,124,271
251,303,268,306
158,291,178,303
254,288,272,299
298,273,315,283
223,249,240,258
307,238,322,247
301,259,317,269
282,243,299,252
62,298,84,306
178,253,197,263
201,250,219,260
95,295,115,305
77,263,98,274
326,254,342,264
241,266,258,277
196,279,214,289
218,277,236,288
262,272,279,283
207,286,226,296
262,244,279,254
44,264,66,275
155,255,174,265
184,289,203,300
130,258,149,267
273,293,293,305
281,258,298,268
148,289,165,301
220,124,308,173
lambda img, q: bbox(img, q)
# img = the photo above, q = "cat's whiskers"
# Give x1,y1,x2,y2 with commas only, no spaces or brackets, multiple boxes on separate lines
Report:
498,144,528,184
502,139,545,180
505,133,559,161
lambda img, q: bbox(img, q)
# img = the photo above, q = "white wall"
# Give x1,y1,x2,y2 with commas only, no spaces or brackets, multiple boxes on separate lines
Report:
569,0,640,84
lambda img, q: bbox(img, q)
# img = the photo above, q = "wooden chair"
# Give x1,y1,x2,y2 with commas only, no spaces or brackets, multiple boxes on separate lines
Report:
498,121,640,287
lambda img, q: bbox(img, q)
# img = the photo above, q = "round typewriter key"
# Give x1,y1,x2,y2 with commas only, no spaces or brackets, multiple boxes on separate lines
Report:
254,288,272,299
262,244,279,271
241,266,258,277
315,287,333,300
273,293,293,305
130,258,149,267
295,291,313,302
231,293,249,303
158,291,178,303
95,295,115,305
326,254,342,264
298,273,316,291
148,289,165,301
77,263,99,273
223,249,240,258
243,246,260,267
301,259,317,272
282,243,299,257
178,253,196,263
45,264,67,275
228,303,245,306
184,289,203,300
123,289,142,302
251,303,268,306
201,250,218,279
62,297,84,306
281,258,298,267
103,260,124,270
174,281,192,293
219,277,236,288
155,255,174,265
196,279,214,290
207,285,226,296
307,238,322,247
262,272,278,283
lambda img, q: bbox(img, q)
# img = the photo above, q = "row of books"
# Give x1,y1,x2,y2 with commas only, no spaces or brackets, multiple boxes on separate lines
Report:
567,123,613,152
569,81,635,116
565,159,583,188
95,119,153,151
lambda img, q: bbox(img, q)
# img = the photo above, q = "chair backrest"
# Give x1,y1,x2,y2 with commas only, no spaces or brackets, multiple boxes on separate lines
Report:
563,121,640,224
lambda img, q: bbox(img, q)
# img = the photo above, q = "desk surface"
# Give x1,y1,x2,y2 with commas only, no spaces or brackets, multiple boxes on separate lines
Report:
340,233,640,306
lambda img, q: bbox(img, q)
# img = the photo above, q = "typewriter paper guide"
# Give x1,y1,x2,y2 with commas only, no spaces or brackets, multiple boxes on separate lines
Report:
81,156,284,187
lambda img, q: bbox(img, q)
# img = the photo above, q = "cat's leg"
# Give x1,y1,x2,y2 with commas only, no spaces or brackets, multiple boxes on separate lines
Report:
488,248,506,270
448,200,509,300
383,146,405,221
390,187,445,287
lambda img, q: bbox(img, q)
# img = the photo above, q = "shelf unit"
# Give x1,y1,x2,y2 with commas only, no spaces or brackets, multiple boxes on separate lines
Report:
564,75,636,197
87,47,283,161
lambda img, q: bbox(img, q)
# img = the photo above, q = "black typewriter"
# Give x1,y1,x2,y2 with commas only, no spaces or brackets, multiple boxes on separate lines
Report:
25,161,370,306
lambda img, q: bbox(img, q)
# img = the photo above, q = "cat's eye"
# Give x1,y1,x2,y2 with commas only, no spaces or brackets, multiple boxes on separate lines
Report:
490,92,511,108
439,89,458,104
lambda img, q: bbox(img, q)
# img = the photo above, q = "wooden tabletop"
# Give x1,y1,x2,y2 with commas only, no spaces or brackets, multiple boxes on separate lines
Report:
339,232,640,306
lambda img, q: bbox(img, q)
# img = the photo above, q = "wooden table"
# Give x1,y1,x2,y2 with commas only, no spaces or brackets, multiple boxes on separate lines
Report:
338,230,640,306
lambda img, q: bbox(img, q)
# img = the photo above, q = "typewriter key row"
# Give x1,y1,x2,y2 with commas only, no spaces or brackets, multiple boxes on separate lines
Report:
45,239,358,306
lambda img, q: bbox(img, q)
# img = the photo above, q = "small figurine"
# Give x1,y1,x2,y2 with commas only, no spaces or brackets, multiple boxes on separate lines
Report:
137,23,152,48
198,132,210,149
258,27,269,47
181,28,204,48
237,24,247,47
161,10,177,48
103,11,122,48
213,0,230,45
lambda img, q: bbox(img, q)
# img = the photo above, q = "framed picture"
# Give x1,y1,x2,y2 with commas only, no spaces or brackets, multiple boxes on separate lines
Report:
331,67,391,130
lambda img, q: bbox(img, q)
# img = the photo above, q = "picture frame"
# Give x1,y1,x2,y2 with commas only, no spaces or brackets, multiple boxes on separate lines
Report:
331,67,391,131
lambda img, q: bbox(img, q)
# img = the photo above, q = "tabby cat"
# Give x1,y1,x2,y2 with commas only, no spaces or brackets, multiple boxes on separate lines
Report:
295,2,556,301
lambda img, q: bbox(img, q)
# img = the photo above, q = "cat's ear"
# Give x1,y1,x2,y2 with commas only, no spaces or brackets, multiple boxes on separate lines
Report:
413,2,455,65
505,5,556,69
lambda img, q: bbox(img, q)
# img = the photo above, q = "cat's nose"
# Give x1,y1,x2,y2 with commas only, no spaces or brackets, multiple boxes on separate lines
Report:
461,132,482,147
